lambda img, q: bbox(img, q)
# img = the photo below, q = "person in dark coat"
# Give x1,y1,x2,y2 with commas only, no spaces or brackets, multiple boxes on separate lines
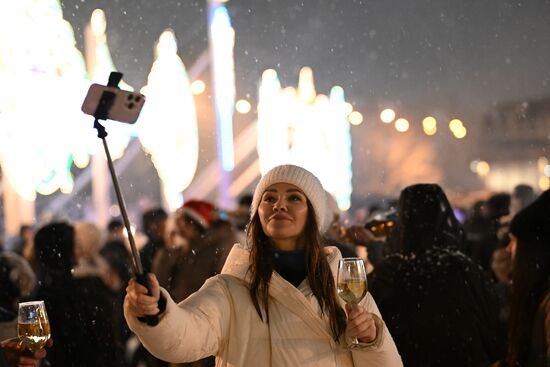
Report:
139,208,168,275
506,189,550,366
152,200,230,367
33,222,123,367
369,183,503,367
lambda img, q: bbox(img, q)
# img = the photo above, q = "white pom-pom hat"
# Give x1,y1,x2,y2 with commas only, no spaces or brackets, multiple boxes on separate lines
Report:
250,165,328,232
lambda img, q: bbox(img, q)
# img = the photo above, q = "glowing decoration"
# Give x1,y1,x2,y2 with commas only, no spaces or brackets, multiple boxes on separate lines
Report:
453,126,467,139
539,176,550,191
422,116,437,135
235,99,252,114
137,30,199,211
380,108,395,123
449,118,463,132
348,111,364,125
395,118,409,132
209,3,236,172
83,8,133,160
257,67,353,210
344,102,353,116
0,0,88,200
190,80,206,95
476,161,491,176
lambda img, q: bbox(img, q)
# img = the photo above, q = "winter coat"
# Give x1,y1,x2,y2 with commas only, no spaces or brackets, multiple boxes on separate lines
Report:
369,247,502,367
153,240,225,303
126,243,402,367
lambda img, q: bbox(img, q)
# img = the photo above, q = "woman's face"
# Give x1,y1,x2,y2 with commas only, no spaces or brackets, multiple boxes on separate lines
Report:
258,182,309,251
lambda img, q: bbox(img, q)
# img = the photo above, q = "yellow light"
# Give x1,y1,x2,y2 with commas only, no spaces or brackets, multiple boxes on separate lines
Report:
343,102,353,116
380,108,395,123
424,126,437,136
190,80,206,95
449,118,463,132
470,160,480,173
235,99,252,114
348,111,364,125
540,176,550,191
477,161,490,176
423,116,437,130
538,157,549,172
453,126,467,139
395,118,409,132
91,9,107,36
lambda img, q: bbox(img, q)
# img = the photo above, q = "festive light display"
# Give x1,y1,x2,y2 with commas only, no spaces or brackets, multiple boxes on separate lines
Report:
257,67,353,210
137,30,199,211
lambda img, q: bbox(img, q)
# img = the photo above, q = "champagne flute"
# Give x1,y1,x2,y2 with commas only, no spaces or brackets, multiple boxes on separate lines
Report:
18,301,51,353
337,257,368,349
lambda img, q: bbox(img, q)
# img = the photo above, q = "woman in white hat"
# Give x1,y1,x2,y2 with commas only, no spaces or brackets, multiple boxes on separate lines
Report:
124,164,402,366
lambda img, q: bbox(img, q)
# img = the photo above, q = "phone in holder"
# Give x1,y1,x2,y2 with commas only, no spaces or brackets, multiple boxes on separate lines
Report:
81,83,145,124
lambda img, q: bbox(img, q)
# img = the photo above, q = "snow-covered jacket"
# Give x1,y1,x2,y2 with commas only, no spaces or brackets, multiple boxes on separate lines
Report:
125,243,402,367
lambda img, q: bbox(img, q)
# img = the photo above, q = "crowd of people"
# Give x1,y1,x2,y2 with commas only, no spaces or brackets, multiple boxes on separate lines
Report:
0,164,549,367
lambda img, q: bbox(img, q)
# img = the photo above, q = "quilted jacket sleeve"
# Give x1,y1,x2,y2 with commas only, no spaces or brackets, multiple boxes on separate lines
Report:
124,275,231,363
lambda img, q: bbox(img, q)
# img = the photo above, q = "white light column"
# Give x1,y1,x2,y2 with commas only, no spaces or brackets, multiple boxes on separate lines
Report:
208,0,236,209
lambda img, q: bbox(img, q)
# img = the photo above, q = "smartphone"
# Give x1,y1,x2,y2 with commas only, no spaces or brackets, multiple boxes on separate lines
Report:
81,83,145,124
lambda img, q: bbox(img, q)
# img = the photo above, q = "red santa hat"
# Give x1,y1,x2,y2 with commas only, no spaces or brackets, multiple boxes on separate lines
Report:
180,200,215,229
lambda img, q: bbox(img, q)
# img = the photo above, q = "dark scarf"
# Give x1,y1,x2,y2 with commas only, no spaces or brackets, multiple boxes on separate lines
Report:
270,247,306,288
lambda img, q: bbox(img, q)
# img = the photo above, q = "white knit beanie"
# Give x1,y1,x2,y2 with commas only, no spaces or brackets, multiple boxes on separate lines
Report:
250,165,328,232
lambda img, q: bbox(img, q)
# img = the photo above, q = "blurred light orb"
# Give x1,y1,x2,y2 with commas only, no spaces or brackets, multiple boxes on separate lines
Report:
538,157,549,172
470,160,480,173
380,108,396,123
477,161,490,176
190,80,206,95
348,111,364,125
540,177,550,191
453,125,467,139
343,102,354,116
395,118,409,132
109,205,121,217
423,116,437,130
449,118,463,132
424,127,437,135
91,9,107,36
235,99,252,114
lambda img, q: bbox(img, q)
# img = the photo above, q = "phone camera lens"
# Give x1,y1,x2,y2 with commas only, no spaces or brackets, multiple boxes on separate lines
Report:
134,96,141,102
128,102,135,109
127,95,133,101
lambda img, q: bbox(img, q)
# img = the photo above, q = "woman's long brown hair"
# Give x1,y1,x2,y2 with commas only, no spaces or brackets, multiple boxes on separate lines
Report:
247,201,347,341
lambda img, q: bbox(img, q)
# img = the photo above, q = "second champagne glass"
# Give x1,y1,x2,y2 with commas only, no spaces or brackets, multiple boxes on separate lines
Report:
18,300,51,353
337,257,368,349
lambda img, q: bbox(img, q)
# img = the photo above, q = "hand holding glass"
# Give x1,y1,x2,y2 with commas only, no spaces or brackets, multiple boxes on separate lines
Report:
337,257,368,349
18,301,51,353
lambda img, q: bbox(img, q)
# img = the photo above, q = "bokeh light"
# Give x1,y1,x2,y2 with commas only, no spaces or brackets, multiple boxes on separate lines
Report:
395,118,409,132
348,111,364,125
235,99,251,114
380,108,396,123
190,80,206,95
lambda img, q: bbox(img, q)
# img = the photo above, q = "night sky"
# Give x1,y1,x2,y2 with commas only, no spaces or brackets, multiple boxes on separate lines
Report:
61,0,550,122
56,0,550,202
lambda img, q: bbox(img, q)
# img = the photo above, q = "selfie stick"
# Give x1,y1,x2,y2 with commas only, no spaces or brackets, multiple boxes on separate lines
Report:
92,71,159,326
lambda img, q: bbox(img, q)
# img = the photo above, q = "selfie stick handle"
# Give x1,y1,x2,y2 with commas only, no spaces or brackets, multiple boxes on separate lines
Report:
93,72,159,326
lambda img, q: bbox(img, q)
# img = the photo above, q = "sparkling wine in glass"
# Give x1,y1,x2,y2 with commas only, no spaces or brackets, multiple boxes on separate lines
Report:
337,257,368,349
18,301,51,353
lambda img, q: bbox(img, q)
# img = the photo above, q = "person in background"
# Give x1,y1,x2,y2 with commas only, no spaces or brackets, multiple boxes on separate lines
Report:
0,252,35,341
100,219,134,347
139,208,168,275
125,164,402,366
506,189,550,366
370,183,502,366
33,222,123,367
